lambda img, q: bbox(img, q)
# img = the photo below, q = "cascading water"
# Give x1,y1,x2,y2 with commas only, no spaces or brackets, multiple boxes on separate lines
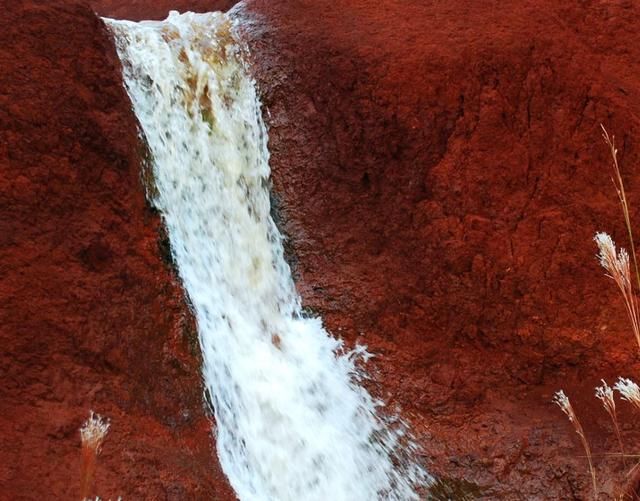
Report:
105,11,429,500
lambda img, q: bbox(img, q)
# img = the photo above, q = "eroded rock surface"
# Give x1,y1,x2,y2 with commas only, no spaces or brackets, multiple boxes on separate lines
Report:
4,0,640,498
0,1,234,498
236,1,640,498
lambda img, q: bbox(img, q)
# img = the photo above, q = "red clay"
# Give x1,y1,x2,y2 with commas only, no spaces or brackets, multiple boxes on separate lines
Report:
4,0,640,499
93,0,236,20
237,0,640,498
0,1,234,499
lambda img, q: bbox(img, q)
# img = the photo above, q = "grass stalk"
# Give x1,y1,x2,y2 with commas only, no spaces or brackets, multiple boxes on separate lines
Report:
595,380,626,467
79,411,110,500
595,233,640,350
554,390,598,500
601,125,640,290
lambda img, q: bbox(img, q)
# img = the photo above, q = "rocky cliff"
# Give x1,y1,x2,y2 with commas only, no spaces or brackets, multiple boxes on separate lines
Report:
3,0,640,498
0,1,234,498
238,1,640,497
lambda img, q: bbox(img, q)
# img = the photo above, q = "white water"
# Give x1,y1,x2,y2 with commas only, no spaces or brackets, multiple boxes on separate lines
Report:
106,12,429,501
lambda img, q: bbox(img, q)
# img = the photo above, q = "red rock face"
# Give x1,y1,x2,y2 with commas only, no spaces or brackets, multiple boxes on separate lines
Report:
5,0,640,498
93,0,237,20
237,0,640,498
0,1,234,499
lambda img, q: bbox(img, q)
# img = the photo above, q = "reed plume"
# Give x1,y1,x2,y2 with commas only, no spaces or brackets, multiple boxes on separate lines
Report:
595,233,640,350
614,378,640,412
554,390,598,500
601,125,640,290
80,411,110,500
595,380,626,466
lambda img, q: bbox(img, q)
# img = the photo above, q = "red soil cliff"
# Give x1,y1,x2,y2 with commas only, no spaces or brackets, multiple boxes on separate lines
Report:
0,1,234,499
4,0,640,499
94,0,236,21
234,0,640,498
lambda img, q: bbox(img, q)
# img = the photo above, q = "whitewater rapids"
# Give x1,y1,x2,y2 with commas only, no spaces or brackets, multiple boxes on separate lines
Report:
106,11,429,500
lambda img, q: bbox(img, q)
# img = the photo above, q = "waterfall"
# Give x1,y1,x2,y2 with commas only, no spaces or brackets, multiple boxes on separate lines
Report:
105,11,429,500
